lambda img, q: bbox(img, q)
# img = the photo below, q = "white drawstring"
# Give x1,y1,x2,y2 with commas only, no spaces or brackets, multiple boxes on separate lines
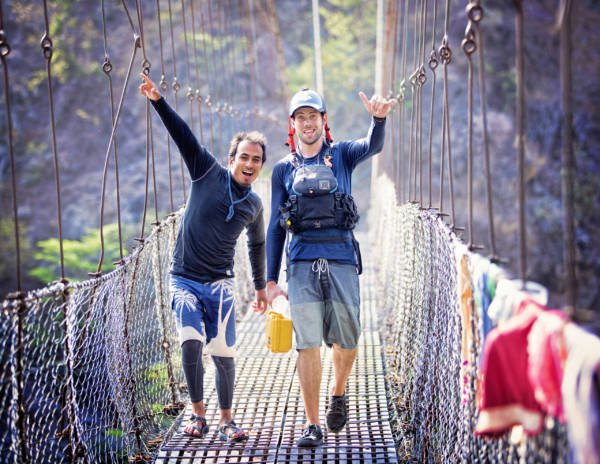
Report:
311,258,329,279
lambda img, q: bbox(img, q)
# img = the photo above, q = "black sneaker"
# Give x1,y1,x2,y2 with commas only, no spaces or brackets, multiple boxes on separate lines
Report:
326,394,348,432
297,424,323,447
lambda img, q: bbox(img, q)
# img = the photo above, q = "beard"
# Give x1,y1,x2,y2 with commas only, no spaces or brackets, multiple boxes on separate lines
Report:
298,128,323,146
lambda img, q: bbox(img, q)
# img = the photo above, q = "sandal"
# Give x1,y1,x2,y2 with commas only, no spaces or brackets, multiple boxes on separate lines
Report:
218,420,248,442
183,414,209,438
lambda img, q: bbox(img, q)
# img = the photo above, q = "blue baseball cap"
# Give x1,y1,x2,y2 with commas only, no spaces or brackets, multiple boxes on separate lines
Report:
289,88,326,117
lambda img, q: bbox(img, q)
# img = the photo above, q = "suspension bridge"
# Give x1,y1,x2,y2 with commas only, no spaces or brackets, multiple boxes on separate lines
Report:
0,1,596,463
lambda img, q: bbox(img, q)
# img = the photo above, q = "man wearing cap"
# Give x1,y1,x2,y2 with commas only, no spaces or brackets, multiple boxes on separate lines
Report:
266,89,395,447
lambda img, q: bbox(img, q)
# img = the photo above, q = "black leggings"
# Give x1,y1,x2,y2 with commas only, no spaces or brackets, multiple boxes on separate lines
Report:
181,340,235,409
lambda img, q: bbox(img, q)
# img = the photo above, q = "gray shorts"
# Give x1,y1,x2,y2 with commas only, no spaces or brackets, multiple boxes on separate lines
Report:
287,259,361,350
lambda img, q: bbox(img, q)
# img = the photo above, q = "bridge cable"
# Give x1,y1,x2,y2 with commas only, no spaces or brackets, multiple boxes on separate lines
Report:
163,0,179,212
41,4,86,460
245,0,259,109
462,1,484,252
558,0,577,312
229,0,244,135
239,0,253,132
411,0,426,206
200,7,213,149
215,2,227,161
410,0,426,205
0,1,22,294
151,1,183,414
417,0,428,207
413,0,423,205
225,1,235,147
438,0,458,229
167,0,187,204
128,9,153,456
105,0,125,264
211,1,222,158
190,0,205,145
179,0,195,145
95,0,141,256
228,2,240,138
41,0,66,282
389,1,400,193
94,0,125,276
139,1,161,229
222,1,233,109
229,0,242,135
0,4,28,461
413,0,426,205
135,0,155,243
514,0,527,286
230,0,239,135
408,0,418,203
206,1,217,154
426,0,439,209
183,0,200,160
472,1,499,260
398,0,410,204
156,0,176,212
220,0,233,153
190,0,201,100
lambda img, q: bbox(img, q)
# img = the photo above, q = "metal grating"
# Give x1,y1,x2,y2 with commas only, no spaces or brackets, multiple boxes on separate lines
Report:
155,271,398,463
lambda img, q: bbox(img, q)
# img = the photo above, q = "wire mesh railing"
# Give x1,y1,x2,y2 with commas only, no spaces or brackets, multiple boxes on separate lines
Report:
0,181,265,463
0,171,579,463
369,174,571,462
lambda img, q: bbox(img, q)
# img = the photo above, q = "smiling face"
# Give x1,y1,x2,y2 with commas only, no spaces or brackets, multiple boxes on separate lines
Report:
229,140,264,186
292,107,327,148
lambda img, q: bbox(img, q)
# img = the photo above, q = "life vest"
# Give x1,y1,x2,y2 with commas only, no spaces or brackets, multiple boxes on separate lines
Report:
279,163,359,233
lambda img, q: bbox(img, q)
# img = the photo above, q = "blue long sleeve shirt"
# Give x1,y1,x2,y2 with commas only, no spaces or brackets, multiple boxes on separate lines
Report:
266,117,386,283
151,97,266,290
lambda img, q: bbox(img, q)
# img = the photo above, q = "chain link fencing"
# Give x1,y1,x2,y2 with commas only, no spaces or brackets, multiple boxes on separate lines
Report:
369,175,570,463
0,180,269,463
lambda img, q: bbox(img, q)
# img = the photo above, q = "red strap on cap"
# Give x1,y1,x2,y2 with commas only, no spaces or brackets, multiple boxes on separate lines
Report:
324,123,333,144
286,120,297,154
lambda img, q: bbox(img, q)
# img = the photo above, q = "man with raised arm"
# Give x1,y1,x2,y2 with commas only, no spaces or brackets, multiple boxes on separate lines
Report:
266,88,395,447
140,73,268,443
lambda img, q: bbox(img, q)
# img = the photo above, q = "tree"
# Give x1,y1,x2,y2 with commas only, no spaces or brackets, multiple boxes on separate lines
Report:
29,224,129,284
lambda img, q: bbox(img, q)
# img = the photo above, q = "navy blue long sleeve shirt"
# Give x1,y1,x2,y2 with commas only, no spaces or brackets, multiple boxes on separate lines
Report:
266,117,386,283
151,97,266,290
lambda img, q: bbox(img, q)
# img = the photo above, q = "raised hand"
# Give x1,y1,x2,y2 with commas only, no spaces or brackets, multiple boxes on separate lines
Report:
358,91,396,119
139,73,162,101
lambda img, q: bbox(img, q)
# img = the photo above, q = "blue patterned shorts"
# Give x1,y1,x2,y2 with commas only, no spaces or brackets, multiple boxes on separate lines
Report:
170,274,237,357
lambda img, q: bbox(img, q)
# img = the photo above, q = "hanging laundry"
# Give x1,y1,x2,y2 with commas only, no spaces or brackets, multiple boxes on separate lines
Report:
527,310,568,422
470,253,508,344
487,279,548,326
457,248,476,405
475,299,547,437
562,324,600,464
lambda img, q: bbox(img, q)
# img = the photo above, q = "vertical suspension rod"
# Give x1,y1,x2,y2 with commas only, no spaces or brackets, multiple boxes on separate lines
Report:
559,0,576,312
514,0,527,286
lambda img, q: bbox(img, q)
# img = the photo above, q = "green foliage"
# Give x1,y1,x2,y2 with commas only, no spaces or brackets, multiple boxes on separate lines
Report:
0,217,36,294
286,0,376,134
29,223,128,284
144,363,168,383
104,428,124,439
151,403,164,415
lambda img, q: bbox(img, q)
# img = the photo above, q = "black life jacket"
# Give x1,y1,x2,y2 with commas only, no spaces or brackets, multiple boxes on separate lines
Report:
279,162,359,233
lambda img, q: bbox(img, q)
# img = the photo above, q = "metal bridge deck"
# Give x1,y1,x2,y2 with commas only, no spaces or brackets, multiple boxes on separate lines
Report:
155,274,398,463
